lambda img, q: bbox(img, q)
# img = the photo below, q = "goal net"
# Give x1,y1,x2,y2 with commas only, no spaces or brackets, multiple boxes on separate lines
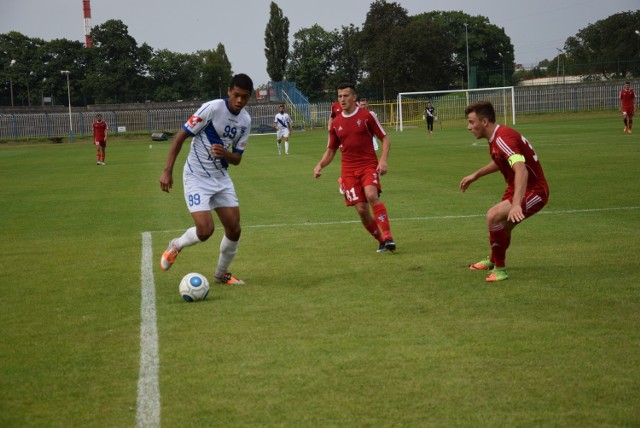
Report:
396,86,515,132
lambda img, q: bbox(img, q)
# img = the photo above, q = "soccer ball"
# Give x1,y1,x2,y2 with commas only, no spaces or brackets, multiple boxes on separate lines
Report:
179,273,210,302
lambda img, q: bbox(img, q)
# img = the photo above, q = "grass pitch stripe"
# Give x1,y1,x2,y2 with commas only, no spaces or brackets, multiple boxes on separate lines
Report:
136,232,161,428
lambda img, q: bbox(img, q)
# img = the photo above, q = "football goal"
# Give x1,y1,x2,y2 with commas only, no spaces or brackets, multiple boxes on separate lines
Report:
396,86,515,132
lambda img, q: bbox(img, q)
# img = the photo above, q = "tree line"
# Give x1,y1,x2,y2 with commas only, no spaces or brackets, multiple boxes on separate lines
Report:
1,1,638,106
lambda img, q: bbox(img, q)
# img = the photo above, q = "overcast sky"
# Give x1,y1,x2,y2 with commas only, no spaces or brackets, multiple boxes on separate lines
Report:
2,0,638,86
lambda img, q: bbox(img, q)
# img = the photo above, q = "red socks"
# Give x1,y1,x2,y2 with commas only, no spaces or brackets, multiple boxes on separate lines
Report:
372,203,392,240
489,224,509,267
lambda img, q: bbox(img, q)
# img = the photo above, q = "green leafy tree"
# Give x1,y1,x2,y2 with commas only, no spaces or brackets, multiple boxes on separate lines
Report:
199,43,233,100
148,49,197,101
41,38,90,105
1,36,91,107
325,24,362,91
286,24,339,101
564,11,640,79
424,11,514,89
358,0,411,98
86,19,151,103
264,1,290,82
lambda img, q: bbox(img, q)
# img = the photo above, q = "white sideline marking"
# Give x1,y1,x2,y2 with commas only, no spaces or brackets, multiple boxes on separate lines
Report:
135,204,639,420
148,207,640,234
137,232,161,428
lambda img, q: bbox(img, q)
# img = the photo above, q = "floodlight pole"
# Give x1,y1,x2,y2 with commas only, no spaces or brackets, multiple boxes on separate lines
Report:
464,23,470,89
9,59,16,107
61,70,74,142
556,48,563,84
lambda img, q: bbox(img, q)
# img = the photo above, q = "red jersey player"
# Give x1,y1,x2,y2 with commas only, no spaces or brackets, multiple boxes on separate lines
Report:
314,83,396,253
620,81,636,134
460,101,549,282
92,113,108,165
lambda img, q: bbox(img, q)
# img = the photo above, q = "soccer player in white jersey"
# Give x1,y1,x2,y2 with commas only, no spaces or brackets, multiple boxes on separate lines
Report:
273,104,292,155
159,74,254,285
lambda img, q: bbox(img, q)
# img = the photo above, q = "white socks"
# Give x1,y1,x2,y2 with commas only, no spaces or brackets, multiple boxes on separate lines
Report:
175,226,201,249
215,235,239,277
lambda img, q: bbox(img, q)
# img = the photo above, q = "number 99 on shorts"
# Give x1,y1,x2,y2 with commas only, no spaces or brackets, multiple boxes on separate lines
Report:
188,193,201,207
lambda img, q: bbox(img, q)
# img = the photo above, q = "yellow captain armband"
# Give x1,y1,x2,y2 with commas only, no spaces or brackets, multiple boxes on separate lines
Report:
508,154,525,167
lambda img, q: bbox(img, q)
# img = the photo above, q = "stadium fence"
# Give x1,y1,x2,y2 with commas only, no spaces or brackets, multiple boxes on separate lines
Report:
0,80,635,140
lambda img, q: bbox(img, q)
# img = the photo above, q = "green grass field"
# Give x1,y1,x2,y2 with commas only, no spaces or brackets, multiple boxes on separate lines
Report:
1,111,639,427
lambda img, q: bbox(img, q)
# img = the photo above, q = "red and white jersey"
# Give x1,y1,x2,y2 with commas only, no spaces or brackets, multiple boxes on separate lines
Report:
93,120,107,141
489,125,548,194
328,106,386,172
330,101,342,119
620,88,636,112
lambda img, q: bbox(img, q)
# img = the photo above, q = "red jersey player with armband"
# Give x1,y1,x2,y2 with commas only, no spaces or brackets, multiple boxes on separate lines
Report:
620,81,636,134
93,113,108,165
314,82,396,253
460,101,549,282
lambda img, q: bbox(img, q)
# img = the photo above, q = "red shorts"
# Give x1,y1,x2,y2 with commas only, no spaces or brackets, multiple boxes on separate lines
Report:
340,166,381,206
502,186,549,218
95,139,107,148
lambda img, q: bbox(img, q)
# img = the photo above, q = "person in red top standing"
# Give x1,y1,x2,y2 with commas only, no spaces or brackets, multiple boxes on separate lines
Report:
327,101,342,131
314,83,396,253
620,81,636,134
92,113,108,165
460,101,549,282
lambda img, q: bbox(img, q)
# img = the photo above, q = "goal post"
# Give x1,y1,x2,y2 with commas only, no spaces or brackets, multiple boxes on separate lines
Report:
396,86,516,132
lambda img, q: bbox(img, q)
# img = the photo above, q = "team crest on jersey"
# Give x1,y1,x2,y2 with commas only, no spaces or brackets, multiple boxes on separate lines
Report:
187,115,203,128
357,119,362,127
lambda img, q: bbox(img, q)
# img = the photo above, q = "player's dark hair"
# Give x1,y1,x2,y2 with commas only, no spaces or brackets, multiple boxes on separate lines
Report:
230,74,254,94
338,82,356,94
465,100,496,123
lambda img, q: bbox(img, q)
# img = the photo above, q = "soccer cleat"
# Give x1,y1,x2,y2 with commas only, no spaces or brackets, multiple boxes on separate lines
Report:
486,267,509,282
160,239,180,271
383,238,396,252
624,126,629,133
97,162,101,165
214,273,245,285
469,258,494,271
377,242,387,253
628,129,633,134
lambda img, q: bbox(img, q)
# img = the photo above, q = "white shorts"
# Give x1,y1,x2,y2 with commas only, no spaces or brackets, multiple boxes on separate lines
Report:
277,128,290,140
182,169,239,213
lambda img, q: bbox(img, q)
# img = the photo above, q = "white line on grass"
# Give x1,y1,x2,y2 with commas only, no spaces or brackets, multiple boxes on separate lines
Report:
239,206,640,229
137,232,161,428
149,206,640,233
135,204,639,420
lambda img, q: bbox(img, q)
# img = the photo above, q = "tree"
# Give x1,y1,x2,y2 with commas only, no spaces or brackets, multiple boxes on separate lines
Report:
564,11,640,79
286,25,338,101
264,1,290,82
86,19,151,103
199,43,233,99
148,49,196,101
0,32,53,106
424,11,514,89
359,0,411,98
325,24,363,91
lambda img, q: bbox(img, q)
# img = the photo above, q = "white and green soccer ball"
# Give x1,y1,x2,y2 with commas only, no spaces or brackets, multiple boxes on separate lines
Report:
179,273,210,302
